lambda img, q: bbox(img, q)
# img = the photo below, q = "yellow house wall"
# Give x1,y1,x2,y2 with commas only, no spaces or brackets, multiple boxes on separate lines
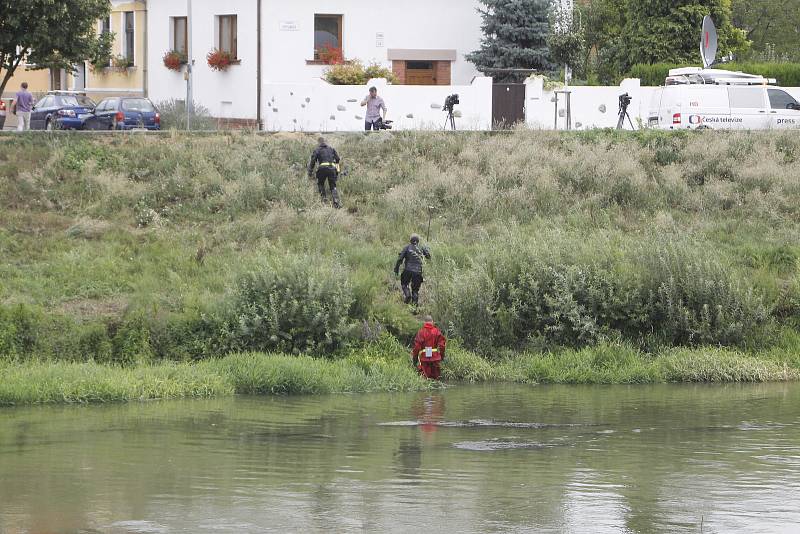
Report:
1,66,51,99
86,1,147,93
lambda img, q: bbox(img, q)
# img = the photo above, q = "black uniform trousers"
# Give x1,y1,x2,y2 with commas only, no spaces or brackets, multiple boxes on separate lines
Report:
316,166,340,207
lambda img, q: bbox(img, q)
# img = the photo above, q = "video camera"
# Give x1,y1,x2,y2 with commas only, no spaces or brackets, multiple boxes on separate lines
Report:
444,94,460,112
375,117,393,130
618,93,632,111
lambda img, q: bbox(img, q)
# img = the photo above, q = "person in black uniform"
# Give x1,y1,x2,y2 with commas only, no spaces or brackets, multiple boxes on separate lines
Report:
394,234,431,306
307,137,342,209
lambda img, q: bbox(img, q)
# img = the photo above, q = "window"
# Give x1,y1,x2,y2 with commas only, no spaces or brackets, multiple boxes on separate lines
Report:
172,17,188,54
122,99,155,112
38,96,55,108
218,15,237,58
101,16,110,35
124,12,135,65
106,98,120,110
314,14,342,59
768,88,799,110
728,87,765,109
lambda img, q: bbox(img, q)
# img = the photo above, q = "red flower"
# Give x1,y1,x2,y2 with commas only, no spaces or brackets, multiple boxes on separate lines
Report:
317,43,344,65
207,49,236,71
163,50,187,71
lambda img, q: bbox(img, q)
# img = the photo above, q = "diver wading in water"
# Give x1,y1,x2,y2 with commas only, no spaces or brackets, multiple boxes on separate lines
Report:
394,234,430,306
412,315,447,380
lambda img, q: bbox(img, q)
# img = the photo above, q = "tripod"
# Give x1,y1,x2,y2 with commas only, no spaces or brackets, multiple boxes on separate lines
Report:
616,100,635,130
443,107,456,130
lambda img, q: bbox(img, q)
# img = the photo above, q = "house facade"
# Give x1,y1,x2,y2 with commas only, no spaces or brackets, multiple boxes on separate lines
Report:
78,0,149,98
146,0,484,126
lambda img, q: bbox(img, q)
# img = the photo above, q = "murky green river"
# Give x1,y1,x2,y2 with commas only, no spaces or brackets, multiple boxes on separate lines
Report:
2,383,800,533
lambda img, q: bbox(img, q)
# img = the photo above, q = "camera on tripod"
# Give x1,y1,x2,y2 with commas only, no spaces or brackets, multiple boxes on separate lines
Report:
443,94,460,112
616,92,635,130
618,93,632,111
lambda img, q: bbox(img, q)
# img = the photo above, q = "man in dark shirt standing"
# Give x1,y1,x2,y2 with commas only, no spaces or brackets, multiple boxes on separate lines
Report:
394,234,431,306
307,137,342,209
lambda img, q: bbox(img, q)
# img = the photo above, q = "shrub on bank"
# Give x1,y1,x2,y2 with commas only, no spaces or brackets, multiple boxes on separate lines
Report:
433,237,770,355
222,255,357,354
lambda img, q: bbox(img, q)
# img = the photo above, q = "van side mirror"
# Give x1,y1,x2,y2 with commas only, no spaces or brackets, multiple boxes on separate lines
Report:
789,103,800,111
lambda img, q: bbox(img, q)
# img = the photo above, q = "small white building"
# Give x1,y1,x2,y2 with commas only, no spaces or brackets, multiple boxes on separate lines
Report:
147,0,484,127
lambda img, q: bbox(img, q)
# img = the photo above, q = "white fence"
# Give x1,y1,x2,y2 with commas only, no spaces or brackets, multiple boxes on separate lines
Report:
262,77,493,132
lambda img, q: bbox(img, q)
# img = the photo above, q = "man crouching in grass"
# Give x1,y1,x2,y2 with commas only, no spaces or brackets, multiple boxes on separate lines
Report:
412,315,447,380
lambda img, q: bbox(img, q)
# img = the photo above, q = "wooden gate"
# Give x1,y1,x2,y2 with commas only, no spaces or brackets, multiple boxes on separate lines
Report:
492,84,526,129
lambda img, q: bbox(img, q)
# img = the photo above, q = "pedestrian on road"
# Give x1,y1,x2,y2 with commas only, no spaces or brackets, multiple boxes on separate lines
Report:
12,82,35,132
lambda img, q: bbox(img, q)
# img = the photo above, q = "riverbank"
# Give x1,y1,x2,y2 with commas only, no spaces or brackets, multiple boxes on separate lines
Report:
2,131,800,402
3,339,799,406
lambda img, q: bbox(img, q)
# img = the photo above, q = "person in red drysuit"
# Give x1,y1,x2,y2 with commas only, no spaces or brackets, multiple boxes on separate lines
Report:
411,315,447,380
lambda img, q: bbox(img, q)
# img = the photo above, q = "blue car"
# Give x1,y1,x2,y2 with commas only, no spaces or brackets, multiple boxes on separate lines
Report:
32,92,97,130
84,97,161,131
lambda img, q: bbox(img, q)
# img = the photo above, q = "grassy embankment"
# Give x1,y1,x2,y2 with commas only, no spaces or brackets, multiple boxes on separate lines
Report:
1,130,800,405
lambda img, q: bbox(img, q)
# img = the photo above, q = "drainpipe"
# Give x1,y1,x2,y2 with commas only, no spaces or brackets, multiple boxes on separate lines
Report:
256,0,262,130
142,0,148,96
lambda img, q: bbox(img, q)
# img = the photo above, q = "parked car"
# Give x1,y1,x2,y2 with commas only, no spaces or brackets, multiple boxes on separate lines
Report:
84,97,161,131
31,91,96,130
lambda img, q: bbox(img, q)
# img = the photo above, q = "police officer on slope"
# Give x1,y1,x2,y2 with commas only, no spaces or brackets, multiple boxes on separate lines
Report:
394,234,431,306
308,137,342,209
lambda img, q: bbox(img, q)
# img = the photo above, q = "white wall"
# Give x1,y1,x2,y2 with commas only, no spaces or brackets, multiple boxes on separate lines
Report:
148,0,259,120
263,77,493,132
525,78,661,130
262,0,483,84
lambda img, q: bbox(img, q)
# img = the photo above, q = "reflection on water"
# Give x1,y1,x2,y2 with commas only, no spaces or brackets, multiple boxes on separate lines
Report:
1,383,800,533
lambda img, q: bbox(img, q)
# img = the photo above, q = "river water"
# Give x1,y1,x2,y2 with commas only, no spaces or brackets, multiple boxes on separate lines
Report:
2,383,799,533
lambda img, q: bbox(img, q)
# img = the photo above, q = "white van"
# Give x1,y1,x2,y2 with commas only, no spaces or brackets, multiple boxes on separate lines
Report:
648,68,800,130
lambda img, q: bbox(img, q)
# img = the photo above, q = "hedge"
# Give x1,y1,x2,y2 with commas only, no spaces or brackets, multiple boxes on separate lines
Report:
629,62,800,87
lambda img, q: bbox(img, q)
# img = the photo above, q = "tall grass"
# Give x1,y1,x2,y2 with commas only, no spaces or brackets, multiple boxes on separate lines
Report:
1,131,799,370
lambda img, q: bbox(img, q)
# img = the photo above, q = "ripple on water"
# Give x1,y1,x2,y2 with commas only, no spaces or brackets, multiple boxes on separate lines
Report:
378,419,592,429
453,439,565,451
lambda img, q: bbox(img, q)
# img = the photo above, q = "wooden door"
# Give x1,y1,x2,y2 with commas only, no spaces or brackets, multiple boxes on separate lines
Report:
406,61,435,85
492,84,526,129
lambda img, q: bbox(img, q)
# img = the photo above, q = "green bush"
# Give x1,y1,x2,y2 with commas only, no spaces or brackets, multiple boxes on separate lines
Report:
156,99,218,130
433,237,770,354
629,62,800,87
223,255,357,354
323,60,398,85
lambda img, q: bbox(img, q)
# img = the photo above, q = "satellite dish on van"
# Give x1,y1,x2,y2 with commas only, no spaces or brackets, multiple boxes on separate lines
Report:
701,15,718,68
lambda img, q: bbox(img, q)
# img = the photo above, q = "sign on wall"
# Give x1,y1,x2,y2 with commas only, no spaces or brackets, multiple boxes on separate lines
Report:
280,21,299,31
376,32,385,47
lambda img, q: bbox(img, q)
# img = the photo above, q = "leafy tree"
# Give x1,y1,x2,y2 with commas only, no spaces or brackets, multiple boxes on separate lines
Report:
466,0,555,82
0,0,113,96
548,2,587,80
620,0,749,67
732,0,800,61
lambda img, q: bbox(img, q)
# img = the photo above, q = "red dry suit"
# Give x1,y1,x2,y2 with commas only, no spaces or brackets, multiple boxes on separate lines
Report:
412,322,447,380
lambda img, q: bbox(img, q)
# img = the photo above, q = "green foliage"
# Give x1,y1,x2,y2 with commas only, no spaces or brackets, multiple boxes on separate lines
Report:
466,0,556,82
0,0,113,96
225,255,357,354
630,62,800,87
583,0,750,83
547,2,586,73
322,61,398,85
434,236,770,355
156,99,218,131
733,0,800,62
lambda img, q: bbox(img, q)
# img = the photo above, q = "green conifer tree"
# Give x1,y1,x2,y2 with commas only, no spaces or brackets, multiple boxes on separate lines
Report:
466,0,556,82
